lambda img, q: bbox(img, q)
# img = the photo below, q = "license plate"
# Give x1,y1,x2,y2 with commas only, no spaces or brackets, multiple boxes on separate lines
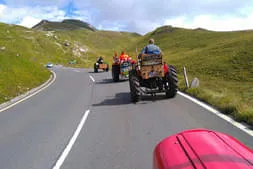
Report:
123,63,129,67
148,71,157,77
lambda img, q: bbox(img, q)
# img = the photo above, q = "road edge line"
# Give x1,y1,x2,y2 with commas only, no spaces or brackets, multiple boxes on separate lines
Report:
52,110,90,169
89,75,95,82
0,70,56,112
177,91,253,136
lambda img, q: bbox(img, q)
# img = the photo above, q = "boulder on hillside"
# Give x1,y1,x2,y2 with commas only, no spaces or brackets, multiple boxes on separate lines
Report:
0,46,6,51
64,40,70,46
190,77,200,88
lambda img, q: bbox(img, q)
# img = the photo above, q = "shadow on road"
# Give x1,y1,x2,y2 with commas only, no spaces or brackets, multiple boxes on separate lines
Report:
88,71,107,74
92,92,131,106
141,94,171,101
92,92,175,107
95,78,128,84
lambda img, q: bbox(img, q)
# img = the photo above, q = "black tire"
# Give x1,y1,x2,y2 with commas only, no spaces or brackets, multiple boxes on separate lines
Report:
112,65,120,82
94,63,98,73
105,64,109,72
129,70,139,102
165,65,178,98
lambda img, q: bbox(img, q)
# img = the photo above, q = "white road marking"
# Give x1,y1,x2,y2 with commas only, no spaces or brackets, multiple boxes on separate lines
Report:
0,71,56,113
89,75,95,82
52,110,90,169
178,91,253,136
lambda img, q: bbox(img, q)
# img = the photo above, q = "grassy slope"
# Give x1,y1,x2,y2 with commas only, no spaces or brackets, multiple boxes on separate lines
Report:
31,19,141,67
0,22,140,103
53,29,141,67
0,23,51,102
127,26,253,125
1,21,252,125
62,19,97,31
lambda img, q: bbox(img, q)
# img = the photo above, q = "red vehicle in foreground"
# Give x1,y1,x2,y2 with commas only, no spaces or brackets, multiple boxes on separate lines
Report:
154,129,253,169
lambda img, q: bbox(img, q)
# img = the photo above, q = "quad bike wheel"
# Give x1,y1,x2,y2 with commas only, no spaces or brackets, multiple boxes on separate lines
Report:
165,65,178,98
105,64,109,72
94,63,98,73
112,65,120,82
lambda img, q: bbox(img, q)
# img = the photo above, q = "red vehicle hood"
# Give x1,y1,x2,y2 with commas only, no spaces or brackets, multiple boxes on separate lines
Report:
154,129,253,169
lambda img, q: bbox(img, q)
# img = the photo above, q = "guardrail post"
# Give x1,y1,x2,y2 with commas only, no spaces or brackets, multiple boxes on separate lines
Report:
183,66,189,88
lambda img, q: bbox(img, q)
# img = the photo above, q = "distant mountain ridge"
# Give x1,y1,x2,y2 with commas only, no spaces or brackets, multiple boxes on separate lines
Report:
32,19,97,31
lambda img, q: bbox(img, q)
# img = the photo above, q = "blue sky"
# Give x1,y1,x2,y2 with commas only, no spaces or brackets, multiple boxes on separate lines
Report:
0,0,253,34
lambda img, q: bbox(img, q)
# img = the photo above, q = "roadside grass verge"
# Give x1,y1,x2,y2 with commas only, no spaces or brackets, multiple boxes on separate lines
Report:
0,50,50,103
128,26,253,126
177,73,253,125
0,24,51,104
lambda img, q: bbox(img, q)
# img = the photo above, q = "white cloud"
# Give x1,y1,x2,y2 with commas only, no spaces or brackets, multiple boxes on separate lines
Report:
0,5,71,28
3,0,70,8
1,0,253,34
19,16,41,28
0,2,92,28
71,10,91,23
0,4,7,16
165,13,253,31
70,0,253,34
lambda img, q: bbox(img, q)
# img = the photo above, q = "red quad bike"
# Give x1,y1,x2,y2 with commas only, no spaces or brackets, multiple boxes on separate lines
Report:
112,57,135,82
128,53,178,102
153,129,253,169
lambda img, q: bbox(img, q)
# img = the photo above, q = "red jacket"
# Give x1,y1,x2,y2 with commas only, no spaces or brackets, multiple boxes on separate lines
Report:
119,54,129,61
163,64,168,73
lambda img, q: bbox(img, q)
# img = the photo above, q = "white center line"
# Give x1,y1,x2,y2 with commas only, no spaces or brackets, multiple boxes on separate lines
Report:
89,75,95,82
52,110,90,169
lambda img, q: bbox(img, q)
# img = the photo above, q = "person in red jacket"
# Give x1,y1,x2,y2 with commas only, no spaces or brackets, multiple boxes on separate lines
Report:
114,51,136,65
119,51,130,61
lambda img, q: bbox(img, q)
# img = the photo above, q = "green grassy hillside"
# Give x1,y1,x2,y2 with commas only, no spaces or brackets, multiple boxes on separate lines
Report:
127,26,253,125
53,29,141,67
0,20,252,125
0,22,140,103
0,23,50,103
32,19,141,66
62,19,97,31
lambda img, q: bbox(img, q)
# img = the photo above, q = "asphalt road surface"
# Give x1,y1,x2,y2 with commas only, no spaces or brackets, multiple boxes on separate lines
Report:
0,67,252,169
